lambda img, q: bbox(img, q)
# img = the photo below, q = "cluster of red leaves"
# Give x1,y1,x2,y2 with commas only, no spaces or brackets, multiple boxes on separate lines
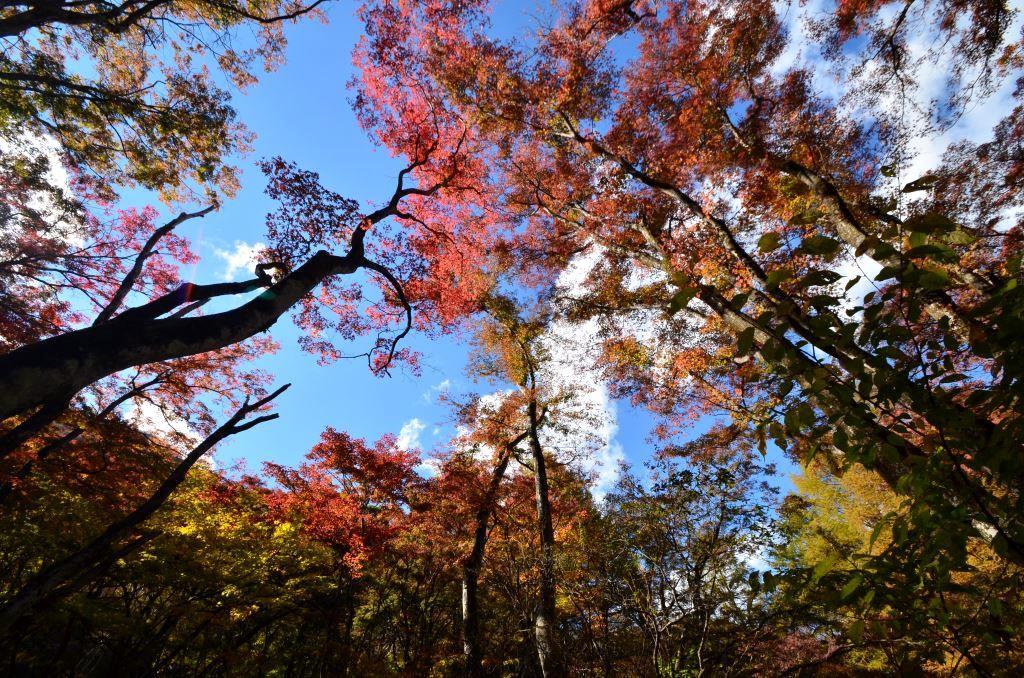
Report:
262,429,420,572
1,200,195,347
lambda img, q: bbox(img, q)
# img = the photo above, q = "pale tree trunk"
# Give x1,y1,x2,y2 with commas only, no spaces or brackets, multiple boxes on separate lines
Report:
527,398,560,677
462,565,483,677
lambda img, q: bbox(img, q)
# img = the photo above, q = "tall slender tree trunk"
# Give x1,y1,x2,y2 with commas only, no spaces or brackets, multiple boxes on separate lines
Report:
462,448,511,676
462,565,482,677
527,399,560,677
462,431,529,676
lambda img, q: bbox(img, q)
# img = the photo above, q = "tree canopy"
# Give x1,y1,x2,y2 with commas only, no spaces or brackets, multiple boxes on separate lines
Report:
2,0,1024,675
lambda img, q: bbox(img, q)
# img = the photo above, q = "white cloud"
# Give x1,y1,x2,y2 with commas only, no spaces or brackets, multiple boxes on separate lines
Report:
415,456,442,478
768,0,1024,321
127,398,202,447
0,132,82,247
422,378,451,402
742,546,771,573
443,247,627,498
536,247,627,500
214,240,266,281
770,0,1024,181
397,417,426,451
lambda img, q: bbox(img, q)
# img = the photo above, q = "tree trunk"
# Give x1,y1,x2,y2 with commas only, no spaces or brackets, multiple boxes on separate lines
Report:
462,435,523,676
527,399,560,677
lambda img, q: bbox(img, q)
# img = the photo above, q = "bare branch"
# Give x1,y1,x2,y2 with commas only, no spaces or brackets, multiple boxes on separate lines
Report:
167,298,209,319
113,277,269,324
359,258,413,376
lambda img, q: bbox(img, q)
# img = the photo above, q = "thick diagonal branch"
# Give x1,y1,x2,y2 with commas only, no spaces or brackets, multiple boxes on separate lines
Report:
0,250,355,421
0,158,434,421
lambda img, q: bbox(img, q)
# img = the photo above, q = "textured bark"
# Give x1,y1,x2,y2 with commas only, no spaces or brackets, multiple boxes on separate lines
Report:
461,563,483,677
461,450,511,676
777,158,997,299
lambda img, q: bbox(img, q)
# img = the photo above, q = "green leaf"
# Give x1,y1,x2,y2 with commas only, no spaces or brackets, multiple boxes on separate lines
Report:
801,270,842,287
902,174,939,192
946,229,977,246
918,269,951,290
766,267,793,288
876,265,900,281
906,244,956,261
730,291,751,310
736,327,756,356
856,236,879,257
797,402,815,427
758,232,782,252
812,554,838,582
841,575,863,599
880,164,896,177
808,293,839,309
669,286,699,315
907,212,956,234
868,519,887,550
800,235,842,256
